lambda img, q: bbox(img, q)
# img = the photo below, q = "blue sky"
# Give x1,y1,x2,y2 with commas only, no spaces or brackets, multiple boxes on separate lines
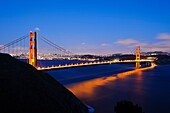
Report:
0,0,170,55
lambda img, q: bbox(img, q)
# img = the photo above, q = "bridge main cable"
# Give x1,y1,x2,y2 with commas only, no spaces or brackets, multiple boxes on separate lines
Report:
39,34,73,54
0,34,29,51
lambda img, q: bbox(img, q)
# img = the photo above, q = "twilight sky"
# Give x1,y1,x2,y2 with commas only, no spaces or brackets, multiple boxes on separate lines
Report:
0,0,170,55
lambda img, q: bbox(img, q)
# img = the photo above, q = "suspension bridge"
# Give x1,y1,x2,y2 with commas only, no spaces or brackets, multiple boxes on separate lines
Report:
0,32,155,71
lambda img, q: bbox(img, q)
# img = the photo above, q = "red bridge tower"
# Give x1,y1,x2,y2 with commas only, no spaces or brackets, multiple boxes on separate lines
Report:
29,32,37,68
136,45,140,69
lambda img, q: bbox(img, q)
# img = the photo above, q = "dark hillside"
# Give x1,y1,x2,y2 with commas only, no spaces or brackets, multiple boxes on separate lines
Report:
0,53,88,113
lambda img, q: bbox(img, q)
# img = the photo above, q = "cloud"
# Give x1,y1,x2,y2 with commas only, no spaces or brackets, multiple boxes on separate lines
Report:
151,41,170,48
81,42,86,45
0,44,4,47
74,48,114,55
115,39,138,45
153,33,170,51
35,27,40,31
139,43,148,47
142,40,170,52
128,42,148,49
114,36,170,52
156,33,170,40
101,43,110,47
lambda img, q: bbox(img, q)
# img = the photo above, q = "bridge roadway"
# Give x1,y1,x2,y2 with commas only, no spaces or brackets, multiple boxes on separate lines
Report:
37,59,154,71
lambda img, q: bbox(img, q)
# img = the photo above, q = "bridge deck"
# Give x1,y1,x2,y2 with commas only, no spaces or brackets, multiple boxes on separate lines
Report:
37,60,154,71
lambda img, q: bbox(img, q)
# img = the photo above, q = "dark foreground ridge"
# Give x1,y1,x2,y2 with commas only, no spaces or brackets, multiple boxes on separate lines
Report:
0,53,88,113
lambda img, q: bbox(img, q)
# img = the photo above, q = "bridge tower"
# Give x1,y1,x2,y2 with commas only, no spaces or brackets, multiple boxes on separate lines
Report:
136,45,140,69
29,32,37,68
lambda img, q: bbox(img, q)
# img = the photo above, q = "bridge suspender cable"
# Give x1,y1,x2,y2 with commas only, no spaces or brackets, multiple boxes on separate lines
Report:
39,34,72,54
0,34,29,51
39,37,65,53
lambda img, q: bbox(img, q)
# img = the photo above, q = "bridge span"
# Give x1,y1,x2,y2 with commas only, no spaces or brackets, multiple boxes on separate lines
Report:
37,59,155,71
0,31,156,70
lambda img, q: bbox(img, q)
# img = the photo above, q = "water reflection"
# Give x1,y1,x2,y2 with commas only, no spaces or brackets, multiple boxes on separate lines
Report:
66,66,155,99
134,70,143,94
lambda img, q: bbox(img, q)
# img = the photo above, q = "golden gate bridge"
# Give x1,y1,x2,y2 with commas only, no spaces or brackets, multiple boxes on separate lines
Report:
0,32,155,71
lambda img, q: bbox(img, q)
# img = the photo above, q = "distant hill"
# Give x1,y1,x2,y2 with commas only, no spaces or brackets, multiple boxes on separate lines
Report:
0,53,88,113
155,55,170,65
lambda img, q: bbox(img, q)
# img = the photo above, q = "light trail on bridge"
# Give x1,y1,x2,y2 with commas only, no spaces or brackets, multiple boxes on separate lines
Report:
37,59,155,71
